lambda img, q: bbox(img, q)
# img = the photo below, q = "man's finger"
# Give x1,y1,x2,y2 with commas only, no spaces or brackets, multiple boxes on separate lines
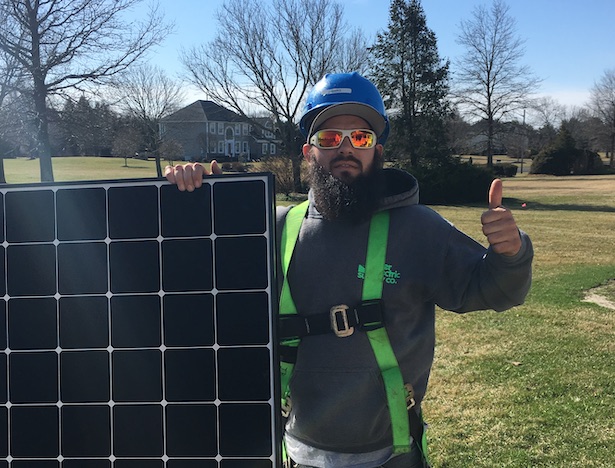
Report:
210,160,222,175
488,178,503,209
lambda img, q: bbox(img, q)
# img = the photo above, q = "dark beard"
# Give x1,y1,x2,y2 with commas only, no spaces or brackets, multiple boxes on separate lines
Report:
308,159,385,224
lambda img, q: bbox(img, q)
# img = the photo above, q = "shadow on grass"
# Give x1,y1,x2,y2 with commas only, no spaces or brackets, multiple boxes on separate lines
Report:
434,198,615,213
503,198,615,213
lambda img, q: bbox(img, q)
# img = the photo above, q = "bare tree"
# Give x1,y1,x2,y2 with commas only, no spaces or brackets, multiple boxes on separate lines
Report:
112,124,141,167
0,0,172,182
112,63,185,177
0,43,25,182
180,0,370,192
589,69,615,167
454,0,540,166
530,96,567,129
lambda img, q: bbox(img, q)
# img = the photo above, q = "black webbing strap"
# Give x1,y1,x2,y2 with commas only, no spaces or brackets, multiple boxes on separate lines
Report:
278,299,384,340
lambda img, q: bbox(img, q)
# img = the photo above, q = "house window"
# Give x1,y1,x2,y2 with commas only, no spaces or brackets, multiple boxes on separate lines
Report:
270,144,276,154
235,123,241,135
243,124,249,135
234,142,240,153
218,141,225,153
218,123,224,135
242,141,249,153
262,143,268,155
210,122,216,134
210,141,217,153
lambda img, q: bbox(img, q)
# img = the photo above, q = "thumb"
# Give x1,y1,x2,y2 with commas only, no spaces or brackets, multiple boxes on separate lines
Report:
488,178,503,208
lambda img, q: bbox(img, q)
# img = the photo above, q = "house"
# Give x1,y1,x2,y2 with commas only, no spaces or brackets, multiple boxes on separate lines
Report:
159,100,281,162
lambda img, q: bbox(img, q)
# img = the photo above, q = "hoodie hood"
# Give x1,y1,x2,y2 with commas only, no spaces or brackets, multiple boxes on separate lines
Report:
379,168,420,211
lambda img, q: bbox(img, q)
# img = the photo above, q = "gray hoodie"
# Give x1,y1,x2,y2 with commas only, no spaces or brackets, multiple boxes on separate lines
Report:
276,168,533,453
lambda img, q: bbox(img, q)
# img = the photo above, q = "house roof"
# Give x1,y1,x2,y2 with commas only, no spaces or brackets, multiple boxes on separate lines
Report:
162,100,246,123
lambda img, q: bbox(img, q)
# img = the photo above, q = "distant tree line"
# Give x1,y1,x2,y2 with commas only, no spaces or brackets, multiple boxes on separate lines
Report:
1,0,614,192
0,92,183,164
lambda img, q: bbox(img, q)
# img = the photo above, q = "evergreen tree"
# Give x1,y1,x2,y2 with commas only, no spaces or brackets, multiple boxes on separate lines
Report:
529,126,606,176
370,0,451,167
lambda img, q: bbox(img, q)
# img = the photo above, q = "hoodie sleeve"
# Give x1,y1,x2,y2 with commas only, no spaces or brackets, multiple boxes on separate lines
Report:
435,226,533,313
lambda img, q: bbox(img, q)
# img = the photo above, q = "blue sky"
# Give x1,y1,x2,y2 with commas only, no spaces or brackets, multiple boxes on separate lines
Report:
139,0,615,108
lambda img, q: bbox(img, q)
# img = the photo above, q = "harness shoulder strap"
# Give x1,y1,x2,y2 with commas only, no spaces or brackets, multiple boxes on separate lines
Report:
279,201,309,414
362,211,411,454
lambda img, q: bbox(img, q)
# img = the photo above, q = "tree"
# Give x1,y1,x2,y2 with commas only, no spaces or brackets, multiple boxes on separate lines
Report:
112,121,141,165
562,108,605,153
181,0,370,192
530,126,577,175
0,43,24,182
59,96,117,157
159,138,183,165
112,64,185,177
454,0,539,166
0,0,171,181
530,125,605,176
530,96,566,130
370,0,451,167
589,69,615,167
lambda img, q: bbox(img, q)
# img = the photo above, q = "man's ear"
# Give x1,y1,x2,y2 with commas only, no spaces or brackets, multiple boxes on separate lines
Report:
302,144,313,162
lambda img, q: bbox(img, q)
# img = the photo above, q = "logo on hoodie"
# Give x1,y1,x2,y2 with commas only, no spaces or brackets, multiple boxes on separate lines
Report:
357,263,401,284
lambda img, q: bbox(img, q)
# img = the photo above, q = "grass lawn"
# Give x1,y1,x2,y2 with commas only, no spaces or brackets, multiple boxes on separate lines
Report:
2,156,164,184
3,157,614,466
427,174,615,467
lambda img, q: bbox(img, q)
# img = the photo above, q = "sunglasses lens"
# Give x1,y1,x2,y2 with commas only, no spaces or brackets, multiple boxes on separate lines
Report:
351,130,375,148
316,130,343,148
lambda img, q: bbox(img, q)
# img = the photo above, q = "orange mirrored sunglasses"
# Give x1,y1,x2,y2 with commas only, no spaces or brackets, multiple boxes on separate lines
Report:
309,129,377,149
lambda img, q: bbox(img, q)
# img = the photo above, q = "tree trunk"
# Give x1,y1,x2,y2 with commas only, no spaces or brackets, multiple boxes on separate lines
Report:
155,153,163,178
487,117,494,167
281,123,303,193
33,86,54,182
29,6,54,182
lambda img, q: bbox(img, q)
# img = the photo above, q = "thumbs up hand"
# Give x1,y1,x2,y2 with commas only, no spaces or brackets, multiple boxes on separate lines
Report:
481,179,522,256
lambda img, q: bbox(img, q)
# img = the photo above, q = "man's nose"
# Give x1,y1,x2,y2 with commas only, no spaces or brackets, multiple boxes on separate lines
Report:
338,136,354,151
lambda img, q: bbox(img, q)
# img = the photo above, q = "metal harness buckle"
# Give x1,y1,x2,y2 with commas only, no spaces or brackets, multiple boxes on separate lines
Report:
330,304,354,337
405,383,416,410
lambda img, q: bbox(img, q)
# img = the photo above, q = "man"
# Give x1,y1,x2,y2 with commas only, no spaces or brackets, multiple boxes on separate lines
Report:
165,72,533,468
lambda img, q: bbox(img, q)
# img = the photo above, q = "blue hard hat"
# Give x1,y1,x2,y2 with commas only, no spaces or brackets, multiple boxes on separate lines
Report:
299,72,390,144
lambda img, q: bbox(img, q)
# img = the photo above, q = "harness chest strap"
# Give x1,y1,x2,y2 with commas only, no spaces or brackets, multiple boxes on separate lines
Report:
279,201,411,454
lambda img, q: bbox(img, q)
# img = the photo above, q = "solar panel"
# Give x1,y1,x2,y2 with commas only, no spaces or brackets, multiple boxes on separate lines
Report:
0,174,280,467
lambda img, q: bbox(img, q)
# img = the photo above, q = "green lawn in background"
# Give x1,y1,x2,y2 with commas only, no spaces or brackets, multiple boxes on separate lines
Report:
427,174,615,467
3,156,163,183
3,157,614,467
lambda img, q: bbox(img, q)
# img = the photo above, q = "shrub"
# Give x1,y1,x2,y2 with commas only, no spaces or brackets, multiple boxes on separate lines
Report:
258,156,296,195
492,163,518,177
394,159,494,205
221,161,247,172
529,127,607,176
572,150,608,175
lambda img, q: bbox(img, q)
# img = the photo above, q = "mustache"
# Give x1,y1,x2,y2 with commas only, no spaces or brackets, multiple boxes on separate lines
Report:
330,154,363,168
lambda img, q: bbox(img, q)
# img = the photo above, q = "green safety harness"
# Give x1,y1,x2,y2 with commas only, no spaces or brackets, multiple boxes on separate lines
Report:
278,201,430,465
